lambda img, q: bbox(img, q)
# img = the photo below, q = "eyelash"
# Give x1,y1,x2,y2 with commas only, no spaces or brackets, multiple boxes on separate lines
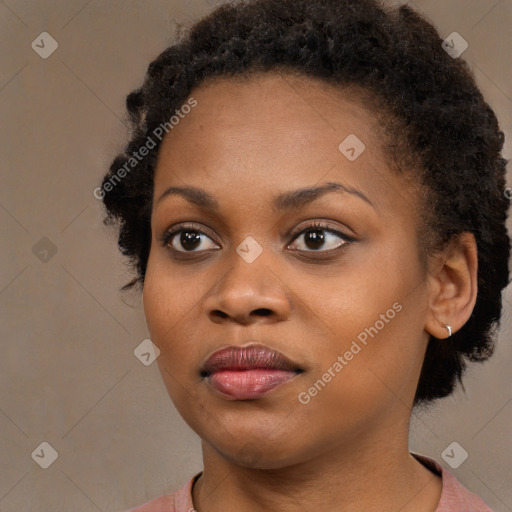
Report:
159,221,355,257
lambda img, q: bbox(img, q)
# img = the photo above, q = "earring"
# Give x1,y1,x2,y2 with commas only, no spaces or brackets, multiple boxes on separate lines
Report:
445,325,452,337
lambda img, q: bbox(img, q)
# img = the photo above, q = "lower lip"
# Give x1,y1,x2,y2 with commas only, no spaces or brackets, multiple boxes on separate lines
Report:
206,369,298,400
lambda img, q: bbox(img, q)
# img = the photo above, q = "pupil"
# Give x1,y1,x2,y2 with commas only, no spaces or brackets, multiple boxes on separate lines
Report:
306,230,324,249
178,229,326,251
181,231,201,250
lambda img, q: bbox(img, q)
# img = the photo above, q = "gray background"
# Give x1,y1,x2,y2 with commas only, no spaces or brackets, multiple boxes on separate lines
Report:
1,0,511,511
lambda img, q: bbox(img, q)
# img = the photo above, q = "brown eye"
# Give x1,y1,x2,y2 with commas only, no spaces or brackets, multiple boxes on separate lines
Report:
175,230,203,251
161,225,219,253
288,222,354,253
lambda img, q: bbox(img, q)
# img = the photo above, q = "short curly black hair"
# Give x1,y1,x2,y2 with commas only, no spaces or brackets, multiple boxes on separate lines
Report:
100,0,510,405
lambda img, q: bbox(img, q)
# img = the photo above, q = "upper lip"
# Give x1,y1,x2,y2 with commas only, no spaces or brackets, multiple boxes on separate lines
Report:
200,343,303,376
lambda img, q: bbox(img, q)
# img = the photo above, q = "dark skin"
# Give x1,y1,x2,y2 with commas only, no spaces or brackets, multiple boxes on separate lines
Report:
142,71,478,512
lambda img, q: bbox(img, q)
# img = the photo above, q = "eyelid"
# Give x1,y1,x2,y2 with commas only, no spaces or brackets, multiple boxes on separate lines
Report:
159,222,219,247
287,220,356,243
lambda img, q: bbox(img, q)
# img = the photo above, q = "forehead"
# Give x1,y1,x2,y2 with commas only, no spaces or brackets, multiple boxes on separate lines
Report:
153,71,412,215
158,70,380,156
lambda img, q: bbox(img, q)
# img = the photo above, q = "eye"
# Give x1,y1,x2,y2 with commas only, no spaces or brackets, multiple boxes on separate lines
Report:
160,220,354,257
287,221,354,253
160,224,219,253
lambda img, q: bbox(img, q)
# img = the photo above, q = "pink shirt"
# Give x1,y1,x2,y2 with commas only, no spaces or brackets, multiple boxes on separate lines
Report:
125,453,493,511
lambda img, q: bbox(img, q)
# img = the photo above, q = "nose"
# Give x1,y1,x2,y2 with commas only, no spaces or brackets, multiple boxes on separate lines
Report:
203,246,292,326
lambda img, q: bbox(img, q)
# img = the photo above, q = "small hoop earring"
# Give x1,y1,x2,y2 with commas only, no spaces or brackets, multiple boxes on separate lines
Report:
446,325,452,337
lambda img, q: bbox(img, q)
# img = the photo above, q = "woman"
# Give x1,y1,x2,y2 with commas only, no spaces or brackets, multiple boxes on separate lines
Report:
101,0,510,510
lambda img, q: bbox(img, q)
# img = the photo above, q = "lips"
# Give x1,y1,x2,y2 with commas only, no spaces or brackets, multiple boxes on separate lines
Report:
201,344,303,400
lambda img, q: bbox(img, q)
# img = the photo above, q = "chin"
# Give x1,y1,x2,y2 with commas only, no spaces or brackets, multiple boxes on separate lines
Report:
202,429,317,470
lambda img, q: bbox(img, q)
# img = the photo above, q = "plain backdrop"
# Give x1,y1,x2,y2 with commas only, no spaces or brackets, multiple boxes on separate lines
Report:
1,0,511,511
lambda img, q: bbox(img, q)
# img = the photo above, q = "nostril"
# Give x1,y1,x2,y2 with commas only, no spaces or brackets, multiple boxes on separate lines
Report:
253,308,272,316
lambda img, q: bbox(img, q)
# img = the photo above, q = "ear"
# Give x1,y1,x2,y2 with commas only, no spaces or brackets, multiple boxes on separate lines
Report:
424,232,478,339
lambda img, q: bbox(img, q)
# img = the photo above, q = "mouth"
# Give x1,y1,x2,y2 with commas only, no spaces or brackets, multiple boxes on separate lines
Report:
200,344,304,400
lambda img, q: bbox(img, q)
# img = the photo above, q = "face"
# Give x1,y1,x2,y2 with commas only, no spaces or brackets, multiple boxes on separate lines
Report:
143,71,432,469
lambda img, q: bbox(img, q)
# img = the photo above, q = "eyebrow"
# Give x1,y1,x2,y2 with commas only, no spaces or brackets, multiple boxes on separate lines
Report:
156,181,375,212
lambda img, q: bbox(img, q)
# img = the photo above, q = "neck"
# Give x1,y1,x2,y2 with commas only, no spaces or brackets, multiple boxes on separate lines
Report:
192,418,442,512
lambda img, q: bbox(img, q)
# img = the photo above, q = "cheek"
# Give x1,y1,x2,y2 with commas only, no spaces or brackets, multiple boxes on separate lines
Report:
294,308,424,445
143,270,202,414
142,254,202,370
294,251,426,407
144,248,198,334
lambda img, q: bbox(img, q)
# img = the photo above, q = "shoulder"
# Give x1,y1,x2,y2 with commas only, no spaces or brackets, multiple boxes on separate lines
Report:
122,472,201,512
411,452,494,512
